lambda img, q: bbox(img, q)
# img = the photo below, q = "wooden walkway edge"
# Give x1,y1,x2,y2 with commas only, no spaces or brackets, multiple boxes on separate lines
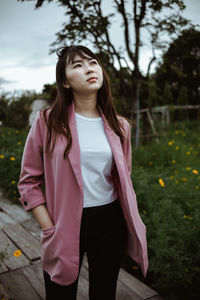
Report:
0,191,164,300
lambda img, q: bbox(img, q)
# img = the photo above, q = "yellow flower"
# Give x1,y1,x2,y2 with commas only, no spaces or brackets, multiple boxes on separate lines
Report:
168,141,173,146
159,178,165,187
15,130,19,133
8,131,11,135
186,152,190,155
13,250,22,257
17,141,21,145
175,180,179,184
172,160,176,164
10,156,16,161
184,215,192,220
0,154,5,159
186,167,191,170
195,186,199,190
13,190,17,194
132,265,139,270
182,177,187,181
170,176,174,179
11,180,16,184
189,147,193,150
175,130,179,134
176,146,179,150
182,133,186,136
192,169,198,175
149,161,153,165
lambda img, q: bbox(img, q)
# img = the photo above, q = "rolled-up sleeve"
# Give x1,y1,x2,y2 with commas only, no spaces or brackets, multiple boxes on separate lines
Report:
18,111,46,211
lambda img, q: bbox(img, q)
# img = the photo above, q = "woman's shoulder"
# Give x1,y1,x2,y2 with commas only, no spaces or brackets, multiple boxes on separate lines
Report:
36,106,52,123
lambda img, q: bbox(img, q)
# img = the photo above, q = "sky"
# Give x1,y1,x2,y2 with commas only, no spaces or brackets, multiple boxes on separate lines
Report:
0,0,199,94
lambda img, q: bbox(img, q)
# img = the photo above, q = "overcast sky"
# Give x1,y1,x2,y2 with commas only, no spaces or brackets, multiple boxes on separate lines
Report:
0,0,199,94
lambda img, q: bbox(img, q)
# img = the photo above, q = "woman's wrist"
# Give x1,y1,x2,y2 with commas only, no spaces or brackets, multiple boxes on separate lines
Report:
32,204,54,230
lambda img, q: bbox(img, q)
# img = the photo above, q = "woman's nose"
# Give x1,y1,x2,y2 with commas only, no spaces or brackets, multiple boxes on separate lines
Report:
85,63,94,73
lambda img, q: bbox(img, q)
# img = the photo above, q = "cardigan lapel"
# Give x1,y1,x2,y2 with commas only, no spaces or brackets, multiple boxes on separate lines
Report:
97,105,127,176
67,101,84,197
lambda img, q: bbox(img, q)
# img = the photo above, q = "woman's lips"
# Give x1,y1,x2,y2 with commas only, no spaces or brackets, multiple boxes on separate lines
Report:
87,77,97,82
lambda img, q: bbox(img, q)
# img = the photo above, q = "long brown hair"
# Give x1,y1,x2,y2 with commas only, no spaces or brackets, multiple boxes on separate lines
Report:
42,45,127,159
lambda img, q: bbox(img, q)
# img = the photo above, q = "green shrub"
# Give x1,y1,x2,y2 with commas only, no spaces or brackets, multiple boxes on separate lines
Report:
0,127,28,201
129,119,200,299
0,91,38,129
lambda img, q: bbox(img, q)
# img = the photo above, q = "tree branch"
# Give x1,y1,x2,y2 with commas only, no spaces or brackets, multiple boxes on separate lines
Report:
113,0,135,64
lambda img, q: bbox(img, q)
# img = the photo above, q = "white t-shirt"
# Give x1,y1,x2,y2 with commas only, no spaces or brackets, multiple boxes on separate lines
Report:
75,112,118,207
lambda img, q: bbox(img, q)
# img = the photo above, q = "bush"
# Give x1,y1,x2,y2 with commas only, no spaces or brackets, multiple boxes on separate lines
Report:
129,119,200,299
0,127,28,201
0,91,38,129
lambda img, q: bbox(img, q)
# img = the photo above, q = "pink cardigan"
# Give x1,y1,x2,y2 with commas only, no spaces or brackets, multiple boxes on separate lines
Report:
18,101,148,285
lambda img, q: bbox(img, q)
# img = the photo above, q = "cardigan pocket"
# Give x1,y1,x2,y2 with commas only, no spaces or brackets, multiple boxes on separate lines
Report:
41,226,55,237
41,226,57,270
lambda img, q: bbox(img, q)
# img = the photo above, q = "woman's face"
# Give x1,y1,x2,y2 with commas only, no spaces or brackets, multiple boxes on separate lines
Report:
63,53,103,95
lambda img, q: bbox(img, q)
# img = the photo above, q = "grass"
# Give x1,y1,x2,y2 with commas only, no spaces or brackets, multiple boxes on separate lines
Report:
129,119,200,299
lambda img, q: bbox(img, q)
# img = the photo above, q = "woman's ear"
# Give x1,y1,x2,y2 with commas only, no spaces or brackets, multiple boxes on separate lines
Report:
63,79,70,89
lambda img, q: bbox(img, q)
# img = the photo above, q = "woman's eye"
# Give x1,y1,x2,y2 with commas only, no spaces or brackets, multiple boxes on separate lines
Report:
74,64,82,68
91,61,97,64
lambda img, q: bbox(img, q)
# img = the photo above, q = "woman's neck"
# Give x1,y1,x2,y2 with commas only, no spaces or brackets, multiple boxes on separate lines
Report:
74,95,100,118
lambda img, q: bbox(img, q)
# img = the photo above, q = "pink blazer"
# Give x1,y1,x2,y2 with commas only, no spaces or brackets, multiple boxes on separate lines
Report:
18,101,148,285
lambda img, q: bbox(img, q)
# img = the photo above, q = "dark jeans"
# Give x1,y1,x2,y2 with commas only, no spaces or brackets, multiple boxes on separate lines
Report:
43,198,127,300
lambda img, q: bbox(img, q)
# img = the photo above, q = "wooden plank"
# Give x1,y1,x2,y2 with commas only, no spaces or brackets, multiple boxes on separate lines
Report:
77,274,89,300
0,210,16,230
79,254,89,281
3,223,41,261
147,296,164,300
119,268,158,299
0,192,32,223
20,218,41,241
117,280,143,300
21,261,45,299
0,268,42,300
0,261,8,273
0,282,10,299
0,230,29,271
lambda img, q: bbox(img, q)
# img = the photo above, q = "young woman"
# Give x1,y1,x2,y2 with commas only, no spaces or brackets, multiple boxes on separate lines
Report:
18,45,148,300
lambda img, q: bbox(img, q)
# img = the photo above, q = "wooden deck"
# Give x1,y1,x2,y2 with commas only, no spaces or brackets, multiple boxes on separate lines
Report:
0,191,163,300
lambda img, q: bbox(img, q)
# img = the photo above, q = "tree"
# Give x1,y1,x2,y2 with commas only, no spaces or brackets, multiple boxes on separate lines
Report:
155,27,200,119
18,0,190,146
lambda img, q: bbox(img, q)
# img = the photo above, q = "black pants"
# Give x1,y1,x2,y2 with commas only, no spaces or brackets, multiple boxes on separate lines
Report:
43,199,127,300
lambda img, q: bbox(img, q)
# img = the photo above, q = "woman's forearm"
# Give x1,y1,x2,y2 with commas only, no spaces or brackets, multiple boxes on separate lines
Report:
32,205,54,230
